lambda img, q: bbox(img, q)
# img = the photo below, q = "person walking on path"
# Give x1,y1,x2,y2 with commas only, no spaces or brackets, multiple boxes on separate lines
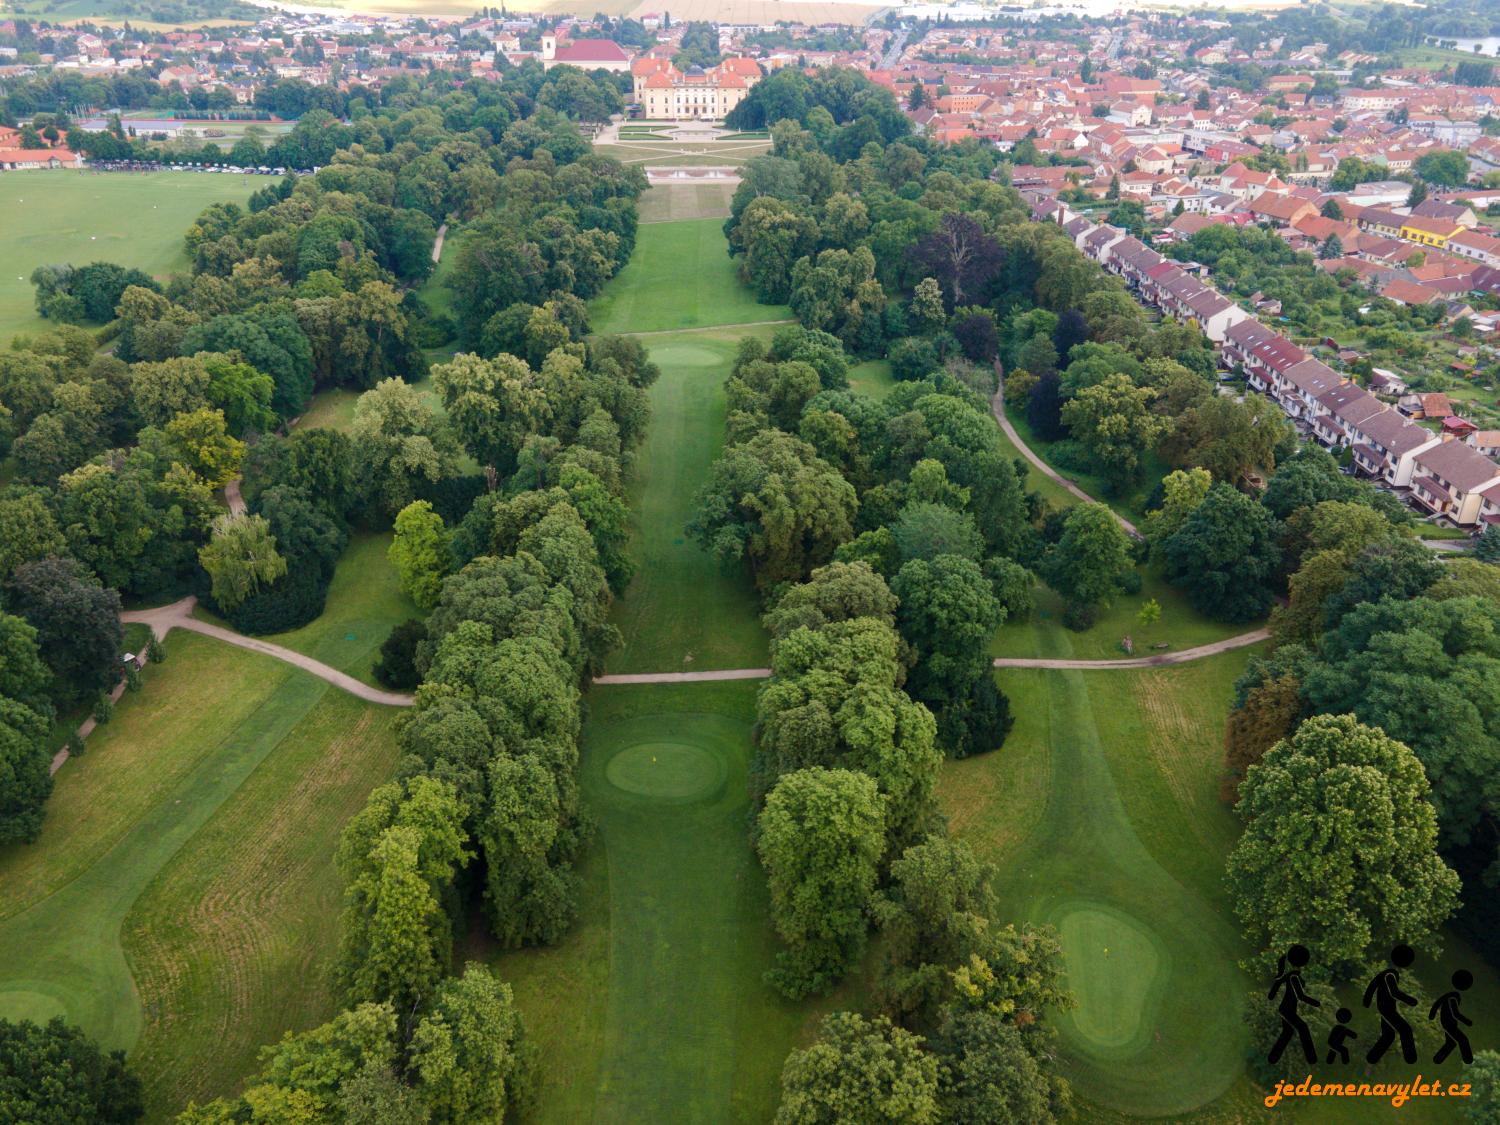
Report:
1268,944,1321,1064
1430,969,1474,1064
1364,944,1419,1064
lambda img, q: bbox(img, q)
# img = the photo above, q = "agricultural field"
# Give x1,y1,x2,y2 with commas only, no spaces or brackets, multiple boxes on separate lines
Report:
0,170,256,342
0,629,401,1117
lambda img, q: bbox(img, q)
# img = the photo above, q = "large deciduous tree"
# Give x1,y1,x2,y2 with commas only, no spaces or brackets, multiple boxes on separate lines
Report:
5,556,122,706
1227,714,1460,980
773,1012,940,1125
758,767,885,998
1161,483,1279,623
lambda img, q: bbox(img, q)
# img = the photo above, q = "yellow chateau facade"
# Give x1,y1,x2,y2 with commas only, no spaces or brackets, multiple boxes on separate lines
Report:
631,56,762,120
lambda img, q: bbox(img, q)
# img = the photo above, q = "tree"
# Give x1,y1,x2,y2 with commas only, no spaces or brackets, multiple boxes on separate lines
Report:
1161,483,1279,623
1227,714,1459,980
0,614,53,846
164,408,245,488
892,503,983,563
1059,374,1167,490
389,500,450,612
1141,467,1211,560
907,212,1004,308
1413,150,1469,189
1041,503,1132,609
1320,199,1343,220
1222,672,1302,803
351,378,459,523
432,351,550,476
1319,234,1343,260
931,1009,1057,1124
1025,370,1065,441
1406,178,1429,208
763,561,897,646
690,430,857,591
909,278,947,336
0,1017,143,1124
1161,396,1288,487
892,555,1006,753
758,768,885,998
873,836,996,1025
5,556,122,707
0,492,65,582
773,1012,939,1125
204,354,276,437
408,963,533,1122
198,513,287,612
1300,596,1500,856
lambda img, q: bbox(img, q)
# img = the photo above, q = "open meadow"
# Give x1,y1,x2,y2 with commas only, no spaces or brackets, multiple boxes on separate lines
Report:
0,169,256,342
0,627,401,1118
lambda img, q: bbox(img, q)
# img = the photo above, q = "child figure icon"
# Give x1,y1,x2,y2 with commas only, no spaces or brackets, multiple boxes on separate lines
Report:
1326,1008,1357,1064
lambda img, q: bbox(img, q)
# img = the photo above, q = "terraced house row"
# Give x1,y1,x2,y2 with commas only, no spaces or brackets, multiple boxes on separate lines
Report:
1042,201,1500,530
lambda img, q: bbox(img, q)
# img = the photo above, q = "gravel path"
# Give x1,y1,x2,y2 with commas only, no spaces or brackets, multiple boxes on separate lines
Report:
121,597,414,706
990,380,1140,537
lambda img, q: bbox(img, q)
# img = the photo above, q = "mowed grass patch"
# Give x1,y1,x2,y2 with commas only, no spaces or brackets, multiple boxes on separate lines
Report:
604,325,774,674
847,358,896,400
264,531,417,683
591,141,772,168
592,217,786,334
122,689,400,1117
491,682,842,1125
0,170,255,342
950,649,1256,1117
638,182,737,223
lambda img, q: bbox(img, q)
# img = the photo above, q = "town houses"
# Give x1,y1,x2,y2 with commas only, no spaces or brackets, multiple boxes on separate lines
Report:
1046,201,1500,530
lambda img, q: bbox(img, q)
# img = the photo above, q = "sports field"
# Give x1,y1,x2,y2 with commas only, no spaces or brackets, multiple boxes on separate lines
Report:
0,629,400,1116
0,170,256,342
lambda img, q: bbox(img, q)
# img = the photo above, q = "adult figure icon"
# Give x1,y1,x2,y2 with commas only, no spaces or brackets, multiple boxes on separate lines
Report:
1364,944,1419,1064
1430,969,1474,1064
1267,944,1321,1064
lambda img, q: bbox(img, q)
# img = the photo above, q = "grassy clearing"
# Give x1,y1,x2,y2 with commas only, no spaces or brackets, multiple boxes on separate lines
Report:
487,682,847,1124
592,217,786,335
264,531,417,683
847,358,896,400
123,689,399,1117
0,170,255,343
0,629,396,1116
638,182,737,224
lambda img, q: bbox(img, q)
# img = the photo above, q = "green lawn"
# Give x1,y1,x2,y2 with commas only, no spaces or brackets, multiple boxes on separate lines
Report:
0,170,256,343
591,217,788,335
485,683,848,1124
605,325,773,675
944,651,1256,1116
263,531,418,684
847,358,897,400
1005,400,1166,522
637,183,737,224
0,630,399,1115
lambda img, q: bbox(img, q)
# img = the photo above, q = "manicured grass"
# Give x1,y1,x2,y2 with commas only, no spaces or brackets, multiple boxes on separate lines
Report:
605,325,773,675
0,629,398,1120
847,358,896,400
591,140,772,169
638,182,737,224
943,650,1257,1116
0,170,255,343
486,683,848,1124
264,531,418,684
592,218,787,335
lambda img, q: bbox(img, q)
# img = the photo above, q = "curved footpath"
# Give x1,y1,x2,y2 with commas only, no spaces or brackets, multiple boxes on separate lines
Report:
121,597,415,707
990,380,1140,537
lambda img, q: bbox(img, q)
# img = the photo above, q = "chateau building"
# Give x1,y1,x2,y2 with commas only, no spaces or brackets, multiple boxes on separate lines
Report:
631,56,762,119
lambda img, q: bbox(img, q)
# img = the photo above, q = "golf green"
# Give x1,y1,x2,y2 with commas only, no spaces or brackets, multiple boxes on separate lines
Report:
1052,901,1166,1055
604,741,727,803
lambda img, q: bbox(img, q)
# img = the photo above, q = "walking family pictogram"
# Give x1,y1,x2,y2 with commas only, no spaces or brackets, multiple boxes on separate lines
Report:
1265,943,1480,1067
